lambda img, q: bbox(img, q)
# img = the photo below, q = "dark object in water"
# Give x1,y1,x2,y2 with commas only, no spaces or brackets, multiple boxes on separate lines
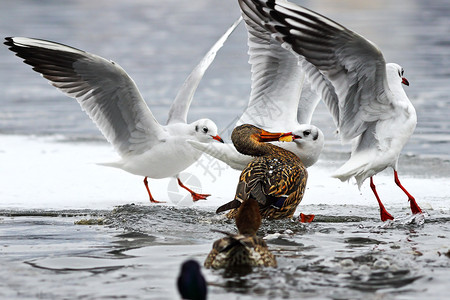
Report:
177,260,207,300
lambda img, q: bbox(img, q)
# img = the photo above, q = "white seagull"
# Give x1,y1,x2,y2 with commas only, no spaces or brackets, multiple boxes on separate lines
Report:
189,2,325,171
239,0,422,221
4,18,242,203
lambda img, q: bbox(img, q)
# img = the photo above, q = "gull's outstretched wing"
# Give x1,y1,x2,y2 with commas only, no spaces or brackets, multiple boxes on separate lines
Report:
240,0,395,142
238,0,336,128
187,140,250,171
167,17,243,125
237,3,305,129
5,37,165,156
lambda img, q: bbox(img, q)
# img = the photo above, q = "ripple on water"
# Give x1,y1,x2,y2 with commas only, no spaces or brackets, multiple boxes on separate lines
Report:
1,204,448,299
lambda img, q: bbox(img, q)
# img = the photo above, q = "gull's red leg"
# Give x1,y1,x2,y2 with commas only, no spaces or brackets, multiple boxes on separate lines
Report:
370,177,394,221
143,177,165,203
394,171,422,214
299,213,315,223
177,178,210,202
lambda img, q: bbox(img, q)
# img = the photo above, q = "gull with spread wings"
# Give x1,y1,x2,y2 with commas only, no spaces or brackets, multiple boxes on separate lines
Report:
4,18,242,203
238,0,422,221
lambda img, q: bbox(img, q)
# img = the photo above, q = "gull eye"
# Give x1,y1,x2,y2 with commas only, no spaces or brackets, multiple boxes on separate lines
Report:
195,125,199,132
303,130,311,136
202,126,208,133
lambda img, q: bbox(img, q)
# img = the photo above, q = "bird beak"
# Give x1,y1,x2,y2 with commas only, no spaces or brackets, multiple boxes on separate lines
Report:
401,77,409,86
260,130,299,142
211,135,224,143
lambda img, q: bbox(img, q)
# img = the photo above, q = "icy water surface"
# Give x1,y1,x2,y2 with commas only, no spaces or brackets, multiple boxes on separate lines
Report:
1,206,449,299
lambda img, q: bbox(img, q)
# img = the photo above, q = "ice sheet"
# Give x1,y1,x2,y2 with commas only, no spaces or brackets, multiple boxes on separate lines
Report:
1,135,448,212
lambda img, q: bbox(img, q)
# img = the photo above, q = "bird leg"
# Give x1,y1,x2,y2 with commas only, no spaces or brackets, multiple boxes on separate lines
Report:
299,213,315,223
143,177,165,203
370,177,394,221
177,178,210,202
394,171,422,214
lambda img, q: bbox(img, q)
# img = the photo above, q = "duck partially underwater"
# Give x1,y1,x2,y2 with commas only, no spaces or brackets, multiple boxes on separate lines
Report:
204,197,277,269
216,124,313,221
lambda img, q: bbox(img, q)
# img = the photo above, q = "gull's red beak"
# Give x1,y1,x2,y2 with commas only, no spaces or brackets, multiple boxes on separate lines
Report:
211,135,224,143
401,77,409,86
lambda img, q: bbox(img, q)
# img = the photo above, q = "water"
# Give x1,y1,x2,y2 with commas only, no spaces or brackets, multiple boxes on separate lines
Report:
1,206,449,299
0,0,449,299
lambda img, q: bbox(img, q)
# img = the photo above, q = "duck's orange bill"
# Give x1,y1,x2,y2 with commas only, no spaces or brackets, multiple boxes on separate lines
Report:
260,130,294,142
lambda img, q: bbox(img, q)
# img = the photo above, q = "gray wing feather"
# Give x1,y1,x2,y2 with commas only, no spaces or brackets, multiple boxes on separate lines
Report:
238,2,306,128
238,0,338,127
167,17,243,124
241,0,395,142
5,37,165,156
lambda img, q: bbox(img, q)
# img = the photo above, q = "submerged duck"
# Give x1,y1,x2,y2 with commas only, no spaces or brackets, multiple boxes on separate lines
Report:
204,197,277,269
216,124,312,221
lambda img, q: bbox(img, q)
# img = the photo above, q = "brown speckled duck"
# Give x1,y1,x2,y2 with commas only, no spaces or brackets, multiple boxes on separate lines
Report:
204,197,277,269
216,124,313,221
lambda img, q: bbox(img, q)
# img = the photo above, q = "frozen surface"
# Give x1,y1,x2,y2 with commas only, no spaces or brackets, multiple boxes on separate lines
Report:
1,135,449,213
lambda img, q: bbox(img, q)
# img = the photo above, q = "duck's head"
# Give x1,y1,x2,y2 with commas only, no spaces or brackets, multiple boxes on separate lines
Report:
232,124,300,156
192,119,224,143
232,124,300,144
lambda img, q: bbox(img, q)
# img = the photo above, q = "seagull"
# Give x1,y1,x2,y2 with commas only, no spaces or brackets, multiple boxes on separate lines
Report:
188,2,326,171
239,0,423,221
4,18,242,203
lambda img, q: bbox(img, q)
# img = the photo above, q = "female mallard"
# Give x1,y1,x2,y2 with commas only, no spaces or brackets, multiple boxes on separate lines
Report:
217,124,313,221
204,197,277,269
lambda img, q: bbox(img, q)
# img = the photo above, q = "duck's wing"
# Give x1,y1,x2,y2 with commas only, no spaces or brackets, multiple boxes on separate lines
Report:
240,0,395,142
252,157,306,206
218,156,305,213
5,37,165,156
167,17,242,125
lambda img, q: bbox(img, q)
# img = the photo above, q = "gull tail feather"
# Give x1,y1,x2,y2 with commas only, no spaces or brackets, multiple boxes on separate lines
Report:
332,158,372,189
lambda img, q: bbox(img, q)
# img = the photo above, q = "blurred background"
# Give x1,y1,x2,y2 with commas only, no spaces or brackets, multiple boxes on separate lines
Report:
0,0,449,159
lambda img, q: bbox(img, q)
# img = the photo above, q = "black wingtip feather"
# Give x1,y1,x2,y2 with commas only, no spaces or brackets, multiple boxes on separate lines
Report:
216,199,242,214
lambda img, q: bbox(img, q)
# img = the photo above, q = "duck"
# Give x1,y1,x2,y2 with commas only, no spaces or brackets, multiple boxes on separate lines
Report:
216,124,312,221
238,0,423,221
204,197,277,269
3,18,241,203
